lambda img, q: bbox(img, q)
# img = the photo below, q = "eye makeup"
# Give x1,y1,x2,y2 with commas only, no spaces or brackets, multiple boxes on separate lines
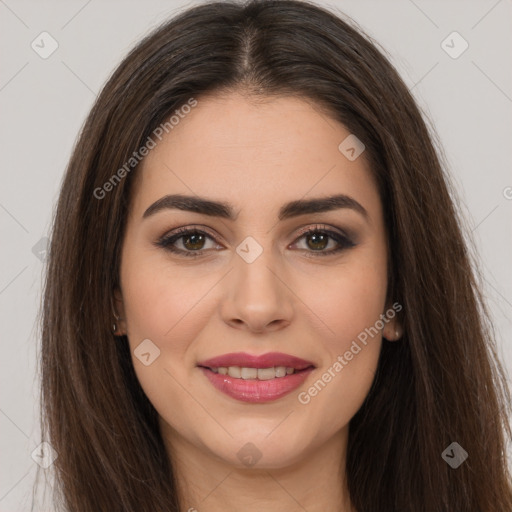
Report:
154,223,357,258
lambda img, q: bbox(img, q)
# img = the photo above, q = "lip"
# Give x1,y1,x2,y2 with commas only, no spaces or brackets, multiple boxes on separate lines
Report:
197,351,315,371
197,352,316,403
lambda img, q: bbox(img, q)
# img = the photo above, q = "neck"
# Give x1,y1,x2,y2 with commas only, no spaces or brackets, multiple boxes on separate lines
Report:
161,424,355,512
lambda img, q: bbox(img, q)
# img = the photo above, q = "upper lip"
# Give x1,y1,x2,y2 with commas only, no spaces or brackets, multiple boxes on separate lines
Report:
197,352,315,370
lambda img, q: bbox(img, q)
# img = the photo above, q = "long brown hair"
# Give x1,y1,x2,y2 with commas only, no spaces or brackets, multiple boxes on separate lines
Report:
38,1,512,510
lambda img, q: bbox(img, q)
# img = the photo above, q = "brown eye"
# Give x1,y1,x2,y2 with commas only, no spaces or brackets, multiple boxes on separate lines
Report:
155,227,221,257
180,231,207,251
291,225,356,256
305,232,330,251
155,224,355,258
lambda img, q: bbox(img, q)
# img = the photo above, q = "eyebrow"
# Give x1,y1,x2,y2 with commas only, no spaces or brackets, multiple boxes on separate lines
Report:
142,193,368,221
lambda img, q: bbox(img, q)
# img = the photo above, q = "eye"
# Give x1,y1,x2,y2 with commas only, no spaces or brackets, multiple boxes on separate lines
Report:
289,224,356,257
155,224,355,258
155,226,221,257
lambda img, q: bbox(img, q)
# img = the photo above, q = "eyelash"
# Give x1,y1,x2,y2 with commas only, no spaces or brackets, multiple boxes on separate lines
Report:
155,224,356,258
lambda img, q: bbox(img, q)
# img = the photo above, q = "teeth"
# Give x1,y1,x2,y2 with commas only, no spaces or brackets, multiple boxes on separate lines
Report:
275,366,287,378
212,366,296,380
241,367,258,380
227,366,241,378
258,368,276,380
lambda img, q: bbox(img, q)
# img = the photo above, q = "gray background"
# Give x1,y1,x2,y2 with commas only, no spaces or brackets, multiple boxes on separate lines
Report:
1,0,511,509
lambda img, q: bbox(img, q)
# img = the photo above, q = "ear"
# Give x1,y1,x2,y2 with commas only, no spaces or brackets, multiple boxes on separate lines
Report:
113,287,127,335
381,302,403,342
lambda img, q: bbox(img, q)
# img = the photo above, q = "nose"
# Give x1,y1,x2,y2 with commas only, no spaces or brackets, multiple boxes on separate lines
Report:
220,248,294,334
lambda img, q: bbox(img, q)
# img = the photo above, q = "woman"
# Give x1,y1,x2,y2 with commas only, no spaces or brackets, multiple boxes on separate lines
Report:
38,1,512,511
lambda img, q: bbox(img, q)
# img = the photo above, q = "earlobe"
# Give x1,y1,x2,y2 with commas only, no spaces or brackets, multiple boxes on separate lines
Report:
383,321,403,342
381,299,404,342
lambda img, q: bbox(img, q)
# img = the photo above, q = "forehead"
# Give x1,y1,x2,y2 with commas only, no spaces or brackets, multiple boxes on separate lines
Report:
130,93,381,222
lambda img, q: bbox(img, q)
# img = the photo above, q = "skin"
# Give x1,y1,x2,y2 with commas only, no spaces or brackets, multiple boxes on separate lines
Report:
115,92,401,512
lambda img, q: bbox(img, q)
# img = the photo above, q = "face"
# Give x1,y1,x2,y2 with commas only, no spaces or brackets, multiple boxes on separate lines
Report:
115,92,398,470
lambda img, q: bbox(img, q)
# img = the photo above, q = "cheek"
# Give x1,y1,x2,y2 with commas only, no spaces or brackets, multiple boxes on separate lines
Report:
305,249,388,349
121,253,212,349
120,257,215,437
119,251,221,411
317,281,386,340
294,249,387,419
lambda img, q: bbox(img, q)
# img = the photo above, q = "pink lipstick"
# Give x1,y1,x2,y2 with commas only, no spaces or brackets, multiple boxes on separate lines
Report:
197,352,315,403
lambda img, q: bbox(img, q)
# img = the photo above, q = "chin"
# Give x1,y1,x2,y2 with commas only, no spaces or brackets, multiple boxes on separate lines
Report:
203,427,314,470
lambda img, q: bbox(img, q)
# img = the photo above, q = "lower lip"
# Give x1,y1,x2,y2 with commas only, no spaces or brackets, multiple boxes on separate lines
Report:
199,367,314,403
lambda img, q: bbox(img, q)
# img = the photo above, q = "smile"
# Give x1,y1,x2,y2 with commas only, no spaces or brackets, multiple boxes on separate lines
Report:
197,352,316,403
209,366,296,379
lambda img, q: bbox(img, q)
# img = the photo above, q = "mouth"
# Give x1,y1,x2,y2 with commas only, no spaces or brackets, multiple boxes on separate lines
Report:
203,365,307,379
197,352,316,403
